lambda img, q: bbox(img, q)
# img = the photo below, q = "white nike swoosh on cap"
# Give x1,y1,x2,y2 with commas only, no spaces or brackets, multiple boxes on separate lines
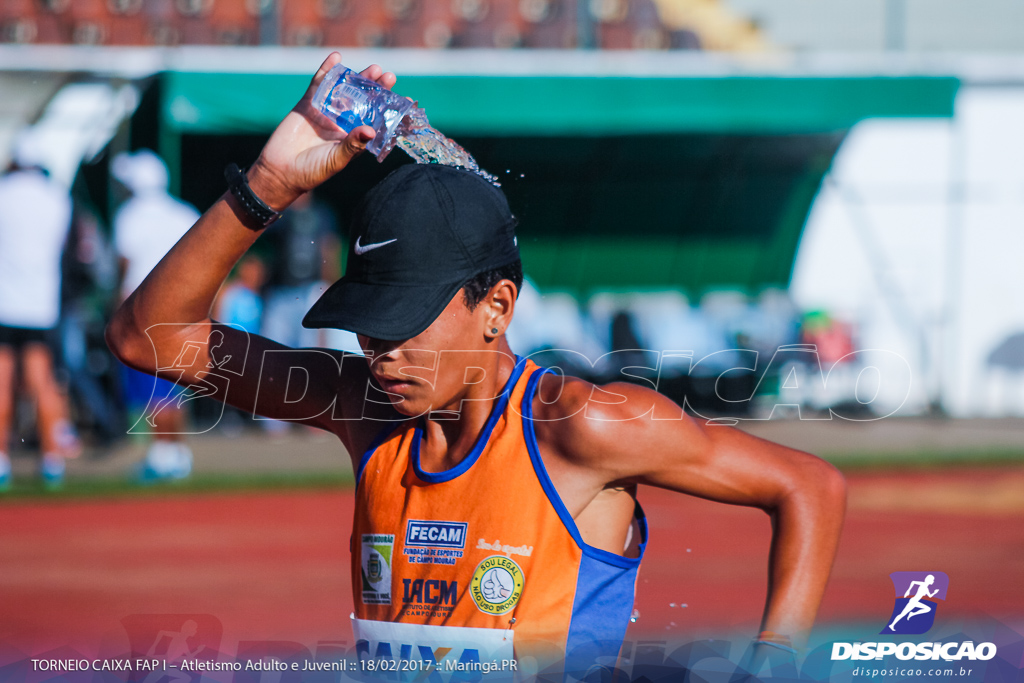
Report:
354,236,398,255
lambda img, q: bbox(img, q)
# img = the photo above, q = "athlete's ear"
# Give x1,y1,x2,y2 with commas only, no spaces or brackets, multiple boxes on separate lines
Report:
482,279,517,339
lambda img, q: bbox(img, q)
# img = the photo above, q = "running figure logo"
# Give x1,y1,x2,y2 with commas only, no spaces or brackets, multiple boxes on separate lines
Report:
881,571,949,634
120,613,222,683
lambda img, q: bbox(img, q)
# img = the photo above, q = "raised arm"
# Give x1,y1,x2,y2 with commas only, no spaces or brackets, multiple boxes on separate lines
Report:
539,379,847,648
106,53,396,452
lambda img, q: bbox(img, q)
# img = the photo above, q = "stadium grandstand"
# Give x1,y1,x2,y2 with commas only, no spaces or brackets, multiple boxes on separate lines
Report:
0,0,762,51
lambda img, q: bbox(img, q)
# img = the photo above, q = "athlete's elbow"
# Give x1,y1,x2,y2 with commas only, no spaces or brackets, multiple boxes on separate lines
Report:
772,455,846,520
105,304,151,371
803,457,847,520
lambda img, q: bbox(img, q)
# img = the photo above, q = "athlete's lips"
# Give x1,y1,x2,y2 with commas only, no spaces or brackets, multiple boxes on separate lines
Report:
372,373,414,393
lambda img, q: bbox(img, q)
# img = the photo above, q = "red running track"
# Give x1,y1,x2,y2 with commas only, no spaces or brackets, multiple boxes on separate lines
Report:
2,469,1022,658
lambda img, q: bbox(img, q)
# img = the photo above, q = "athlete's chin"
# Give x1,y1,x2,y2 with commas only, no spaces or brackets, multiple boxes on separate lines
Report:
377,383,449,417
388,394,432,417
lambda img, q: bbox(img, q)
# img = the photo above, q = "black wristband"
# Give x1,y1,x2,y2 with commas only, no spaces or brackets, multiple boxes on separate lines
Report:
225,163,281,229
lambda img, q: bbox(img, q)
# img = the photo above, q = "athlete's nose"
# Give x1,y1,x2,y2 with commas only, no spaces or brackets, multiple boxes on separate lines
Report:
358,335,402,358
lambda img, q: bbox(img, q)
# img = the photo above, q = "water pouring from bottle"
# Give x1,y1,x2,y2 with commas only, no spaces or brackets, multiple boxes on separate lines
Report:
312,63,498,185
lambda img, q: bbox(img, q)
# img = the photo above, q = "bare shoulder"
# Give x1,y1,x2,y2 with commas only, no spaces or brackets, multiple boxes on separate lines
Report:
530,373,708,478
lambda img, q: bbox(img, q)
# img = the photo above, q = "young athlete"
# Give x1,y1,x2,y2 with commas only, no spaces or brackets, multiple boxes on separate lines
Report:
106,53,846,674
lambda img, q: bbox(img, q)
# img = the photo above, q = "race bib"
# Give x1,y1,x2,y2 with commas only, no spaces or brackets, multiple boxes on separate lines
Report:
352,617,516,680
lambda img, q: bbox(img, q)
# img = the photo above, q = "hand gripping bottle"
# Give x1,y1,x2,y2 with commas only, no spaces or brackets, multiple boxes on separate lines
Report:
311,63,415,161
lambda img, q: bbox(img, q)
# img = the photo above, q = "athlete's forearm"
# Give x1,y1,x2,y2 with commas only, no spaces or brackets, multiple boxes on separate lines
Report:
759,458,846,647
106,192,270,369
554,384,848,649
107,52,390,374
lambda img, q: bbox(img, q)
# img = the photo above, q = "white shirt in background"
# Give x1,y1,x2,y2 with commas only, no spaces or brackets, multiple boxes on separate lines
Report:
0,170,73,329
114,191,200,299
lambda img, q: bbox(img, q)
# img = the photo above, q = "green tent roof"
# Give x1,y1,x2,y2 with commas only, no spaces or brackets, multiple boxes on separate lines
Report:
159,63,957,296
162,71,958,136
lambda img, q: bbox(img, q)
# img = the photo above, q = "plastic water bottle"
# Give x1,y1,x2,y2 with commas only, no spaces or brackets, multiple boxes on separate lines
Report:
311,63,415,161
311,62,498,184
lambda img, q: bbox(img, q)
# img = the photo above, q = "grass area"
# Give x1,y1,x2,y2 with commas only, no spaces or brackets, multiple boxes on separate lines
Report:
823,448,1024,471
0,470,354,502
2,447,1021,503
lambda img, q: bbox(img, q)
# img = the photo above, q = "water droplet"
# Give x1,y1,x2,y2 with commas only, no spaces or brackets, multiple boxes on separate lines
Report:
629,609,640,623
505,169,510,173
669,603,676,608
681,603,688,608
519,173,524,178
686,548,691,552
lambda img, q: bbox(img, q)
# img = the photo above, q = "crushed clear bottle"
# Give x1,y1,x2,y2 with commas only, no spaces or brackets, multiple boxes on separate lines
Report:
312,63,414,160
311,62,498,185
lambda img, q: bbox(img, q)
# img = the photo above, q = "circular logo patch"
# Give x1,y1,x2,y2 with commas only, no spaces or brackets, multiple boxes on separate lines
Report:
470,555,524,615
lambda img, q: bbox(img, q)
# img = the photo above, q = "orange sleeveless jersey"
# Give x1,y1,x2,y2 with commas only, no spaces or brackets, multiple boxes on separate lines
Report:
351,358,647,672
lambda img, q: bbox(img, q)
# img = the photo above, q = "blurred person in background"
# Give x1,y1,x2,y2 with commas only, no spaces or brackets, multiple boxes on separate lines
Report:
59,199,121,446
112,149,200,481
213,254,266,436
798,310,863,415
0,135,82,489
257,191,339,434
260,191,340,347
800,310,855,365
215,254,266,335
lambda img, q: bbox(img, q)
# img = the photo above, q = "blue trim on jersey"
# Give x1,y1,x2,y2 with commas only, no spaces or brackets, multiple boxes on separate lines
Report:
564,545,642,672
520,368,646,569
632,501,649,557
411,356,527,484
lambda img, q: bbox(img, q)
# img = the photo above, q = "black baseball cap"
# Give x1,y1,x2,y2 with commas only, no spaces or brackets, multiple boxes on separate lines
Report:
302,164,520,341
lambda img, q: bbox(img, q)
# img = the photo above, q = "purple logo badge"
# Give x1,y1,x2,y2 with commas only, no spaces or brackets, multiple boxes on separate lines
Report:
881,571,949,635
